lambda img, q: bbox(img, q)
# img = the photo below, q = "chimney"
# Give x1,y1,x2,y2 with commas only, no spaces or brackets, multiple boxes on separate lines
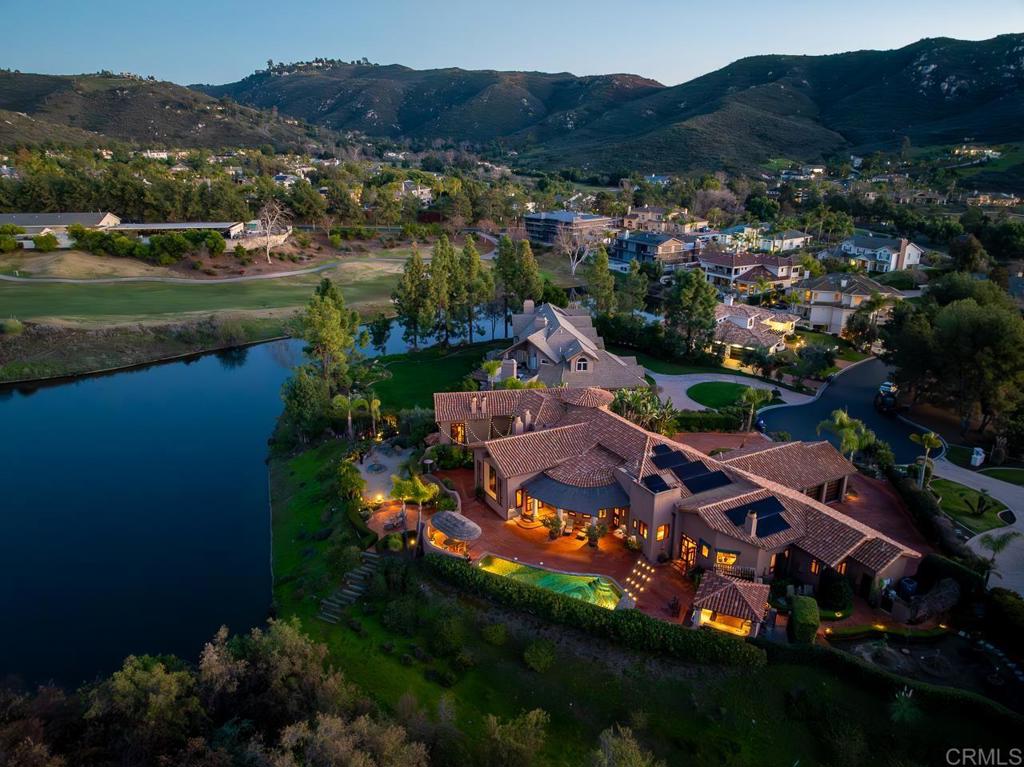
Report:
523,408,533,430
523,299,535,314
470,395,478,415
513,416,524,435
744,510,757,537
480,395,488,413
724,294,735,306
840,278,848,288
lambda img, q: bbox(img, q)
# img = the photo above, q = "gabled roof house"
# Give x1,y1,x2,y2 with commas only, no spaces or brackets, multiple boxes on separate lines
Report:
495,302,647,390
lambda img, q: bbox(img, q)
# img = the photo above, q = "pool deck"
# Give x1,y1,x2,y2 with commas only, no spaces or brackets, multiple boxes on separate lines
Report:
432,468,696,622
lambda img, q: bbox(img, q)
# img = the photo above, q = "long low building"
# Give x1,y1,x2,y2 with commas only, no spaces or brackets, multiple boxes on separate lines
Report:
0,211,121,235
434,387,919,600
111,221,245,238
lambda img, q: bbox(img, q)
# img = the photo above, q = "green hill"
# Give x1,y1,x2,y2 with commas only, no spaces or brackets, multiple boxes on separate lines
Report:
0,72,331,151
198,35,1024,173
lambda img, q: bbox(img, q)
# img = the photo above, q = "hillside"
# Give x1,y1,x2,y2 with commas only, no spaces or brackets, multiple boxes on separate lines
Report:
198,35,1024,172
0,72,329,151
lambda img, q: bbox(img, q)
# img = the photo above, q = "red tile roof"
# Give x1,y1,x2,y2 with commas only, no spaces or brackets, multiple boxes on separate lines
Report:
693,572,770,622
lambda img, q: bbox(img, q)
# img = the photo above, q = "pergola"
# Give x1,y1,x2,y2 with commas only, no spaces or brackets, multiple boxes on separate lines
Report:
426,511,483,556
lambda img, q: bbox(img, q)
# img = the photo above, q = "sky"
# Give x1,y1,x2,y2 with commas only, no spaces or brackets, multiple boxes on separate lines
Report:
4,0,1023,86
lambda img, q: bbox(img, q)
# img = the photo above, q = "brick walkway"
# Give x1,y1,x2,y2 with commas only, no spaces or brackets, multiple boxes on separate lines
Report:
434,468,696,622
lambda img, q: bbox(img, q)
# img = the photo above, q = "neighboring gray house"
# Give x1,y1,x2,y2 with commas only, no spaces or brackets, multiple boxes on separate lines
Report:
494,301,646,389
523,211,613,245
825,235,924,273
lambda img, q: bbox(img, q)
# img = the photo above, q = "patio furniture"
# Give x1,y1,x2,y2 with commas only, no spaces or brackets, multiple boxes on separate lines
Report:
575,530,588,542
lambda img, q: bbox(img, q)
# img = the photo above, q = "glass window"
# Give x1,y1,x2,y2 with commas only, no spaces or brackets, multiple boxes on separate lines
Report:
716,550,739,566
486,462,498,500
656,524,669,542
515,489,523,508
451,422,465,444
699,540,710,558
810,559,821,575
636,521,649,539
575,357,588,371
836,561,847,575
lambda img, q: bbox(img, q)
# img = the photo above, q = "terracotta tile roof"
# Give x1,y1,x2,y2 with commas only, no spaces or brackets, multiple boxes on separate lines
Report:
693,572,770,623
545,445,623,487
848,537,905,572
485,423,591,477
699,251,796,268
721,441,856,492
560,388,615,409
433,390,526,423
691,488,806,550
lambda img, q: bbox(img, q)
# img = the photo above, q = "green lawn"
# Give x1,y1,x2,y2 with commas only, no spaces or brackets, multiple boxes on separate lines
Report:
979,467,1024,487
375,341,502,409
0,263,400,321
930,478,1008,534
791,330,868,363
687,381,750,409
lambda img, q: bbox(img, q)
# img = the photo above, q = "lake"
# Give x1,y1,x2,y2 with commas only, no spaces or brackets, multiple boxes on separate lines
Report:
0,320,506,687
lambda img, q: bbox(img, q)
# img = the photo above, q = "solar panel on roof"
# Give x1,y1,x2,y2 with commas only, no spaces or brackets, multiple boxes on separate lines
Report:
722,496,790,538
642,474,670,493
756,514,791,537
682,470,731,494
652,450,689,470
671,461,709,481
652,444,673,455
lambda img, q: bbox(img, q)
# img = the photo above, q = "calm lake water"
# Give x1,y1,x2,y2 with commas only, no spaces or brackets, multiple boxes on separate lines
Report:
0,320,506,687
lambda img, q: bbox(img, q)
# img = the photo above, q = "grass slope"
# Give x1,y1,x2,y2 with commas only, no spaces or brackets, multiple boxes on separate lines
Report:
930,478,1008,534
375,342,502,409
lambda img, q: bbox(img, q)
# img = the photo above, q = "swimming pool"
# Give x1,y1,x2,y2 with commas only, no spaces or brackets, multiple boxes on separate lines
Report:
477,554,625,610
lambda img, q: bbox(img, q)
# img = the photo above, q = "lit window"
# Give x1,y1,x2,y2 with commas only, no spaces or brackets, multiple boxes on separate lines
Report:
836,561,847,575
656,524,669,542
575,357,589,372
769,553,777,571
716,550,739,566
699,540,710,558
515,489,523,508
486,462,498,500
451,422,465,444
599,509,607,518
637,521,649,539
810,559,821,575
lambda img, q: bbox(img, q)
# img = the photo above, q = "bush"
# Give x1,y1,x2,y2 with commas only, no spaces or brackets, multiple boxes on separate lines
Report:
789,595,820,644
916,553,985,599
423,555,766,667
985,588,1024,656
523,639,556,672
817,569,853,612
1,318,24,336
435,494,457,512
429,613,465,657
0,234,19,252
481,622,508,646
674,410,743,432
31,233,59,252
433,443,473,470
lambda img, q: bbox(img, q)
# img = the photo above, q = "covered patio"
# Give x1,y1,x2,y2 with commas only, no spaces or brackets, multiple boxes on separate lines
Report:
425,510,482,557
520,473,630,537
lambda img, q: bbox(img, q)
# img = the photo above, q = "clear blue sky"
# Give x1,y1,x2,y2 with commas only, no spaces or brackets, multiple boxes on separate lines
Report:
6,0,1023,86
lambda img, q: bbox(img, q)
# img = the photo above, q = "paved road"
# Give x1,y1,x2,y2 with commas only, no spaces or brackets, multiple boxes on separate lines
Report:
759,358,927,464
649,372,812,410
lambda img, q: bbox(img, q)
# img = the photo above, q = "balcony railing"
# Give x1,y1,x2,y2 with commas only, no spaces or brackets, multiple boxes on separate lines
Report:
714,563,757,580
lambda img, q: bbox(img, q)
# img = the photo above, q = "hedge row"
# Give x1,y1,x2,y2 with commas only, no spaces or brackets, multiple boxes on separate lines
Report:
753,639,1021,727
884,469,989,570
346,504,378,550
826,624,948,642
674,410,743,432
916,552,986,598
423,555,767,668
789,595,820,644
986,588,1024,657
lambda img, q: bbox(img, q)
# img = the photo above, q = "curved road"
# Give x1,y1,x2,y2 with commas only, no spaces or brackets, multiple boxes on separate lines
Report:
760,358,926,464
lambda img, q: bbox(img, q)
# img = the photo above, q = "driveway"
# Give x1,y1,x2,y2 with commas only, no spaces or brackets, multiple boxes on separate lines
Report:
759,358,927,463
648,372,813,411
932,458,1024,596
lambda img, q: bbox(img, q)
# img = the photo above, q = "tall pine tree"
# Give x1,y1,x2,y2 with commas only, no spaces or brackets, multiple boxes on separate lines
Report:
664,269,718,357
392,247,434,350
584,245,616,315
429,235,457,345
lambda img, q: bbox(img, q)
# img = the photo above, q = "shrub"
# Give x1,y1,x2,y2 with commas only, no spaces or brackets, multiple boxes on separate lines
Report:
31,233,59,252
0,234,18,252
429,613,465,657
817,569,853,612
384,533,403,552
1,318,24,336
329,233,343,249
435,494,457,512
433,443,474,470
789,595,820,644
523,639,556,672
481,622,508,646
985,588,1024,656
674,410,743,432
916,553,985,599
423,555,766,668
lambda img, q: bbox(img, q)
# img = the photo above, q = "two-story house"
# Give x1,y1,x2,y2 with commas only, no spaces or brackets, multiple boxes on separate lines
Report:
758,229,812,253
611,231,692,271
829,235,924,273
493,302,647,389
523,211,614,245
793,273,903,334
713,297,799,357
698,252,806,294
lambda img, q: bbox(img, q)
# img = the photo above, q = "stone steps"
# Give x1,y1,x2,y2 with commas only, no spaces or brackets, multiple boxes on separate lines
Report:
317,550,381,622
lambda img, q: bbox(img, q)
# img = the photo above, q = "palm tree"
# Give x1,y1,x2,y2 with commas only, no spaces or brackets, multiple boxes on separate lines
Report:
408,474,440,556
978,530,1021,583
860,290,894,331
738,387,774,431
355,394,382,439
909,431,944,488
332,394,356,440
390,475,414,552
481,359,502,386
817,409,875,460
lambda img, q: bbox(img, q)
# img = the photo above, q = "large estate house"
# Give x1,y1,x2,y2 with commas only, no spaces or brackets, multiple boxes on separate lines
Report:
793,273,903,334
492,302,647,389
433,387,920,597
698,251,807,294
610,231,691,270
524,211,613,245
